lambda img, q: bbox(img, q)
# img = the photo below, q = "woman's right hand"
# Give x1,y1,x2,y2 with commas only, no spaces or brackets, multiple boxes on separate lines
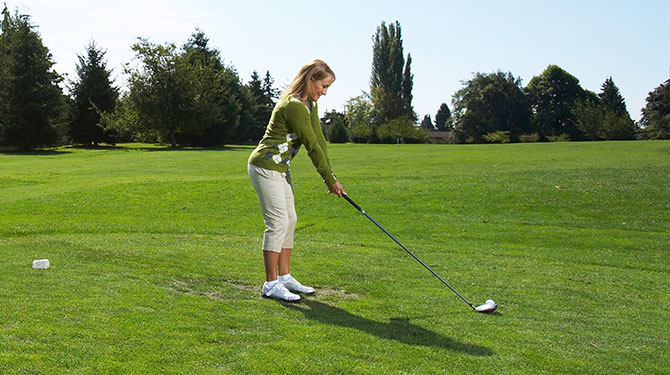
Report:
328,181,345,197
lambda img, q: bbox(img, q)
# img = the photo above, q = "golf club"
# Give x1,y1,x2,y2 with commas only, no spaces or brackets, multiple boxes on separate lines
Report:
342,194,497,314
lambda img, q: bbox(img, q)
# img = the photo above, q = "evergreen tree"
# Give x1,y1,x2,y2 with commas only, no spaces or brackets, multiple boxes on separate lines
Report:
598,77,636,140
640,78,670,139
370,21,415,127
69,40,118,145
179,29,242,146
0,6,65,149
243,70,277,142
325,113,349,143
182,29,223,70
262,70,279,104
599,77,629,117
420,114,434,130
434,103,451,131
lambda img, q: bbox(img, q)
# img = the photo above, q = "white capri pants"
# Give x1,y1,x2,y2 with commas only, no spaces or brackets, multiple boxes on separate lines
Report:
248,164,297,253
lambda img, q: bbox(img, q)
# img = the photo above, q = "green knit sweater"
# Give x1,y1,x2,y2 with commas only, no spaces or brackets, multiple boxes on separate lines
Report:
248,95,337,186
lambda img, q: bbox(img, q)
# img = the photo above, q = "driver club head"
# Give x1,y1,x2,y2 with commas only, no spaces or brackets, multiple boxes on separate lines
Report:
474,299,498,313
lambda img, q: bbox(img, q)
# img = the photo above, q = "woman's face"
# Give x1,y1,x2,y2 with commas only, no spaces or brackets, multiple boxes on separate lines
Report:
309,75,334,102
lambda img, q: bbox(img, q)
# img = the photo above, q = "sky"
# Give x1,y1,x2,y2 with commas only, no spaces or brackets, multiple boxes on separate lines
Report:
8,0,670,122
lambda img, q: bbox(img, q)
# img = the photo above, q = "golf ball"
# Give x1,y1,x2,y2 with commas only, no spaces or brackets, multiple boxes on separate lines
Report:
486,299,495,305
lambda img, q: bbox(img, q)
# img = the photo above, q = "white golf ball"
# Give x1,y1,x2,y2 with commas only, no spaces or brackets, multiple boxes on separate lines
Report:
486,299,495,305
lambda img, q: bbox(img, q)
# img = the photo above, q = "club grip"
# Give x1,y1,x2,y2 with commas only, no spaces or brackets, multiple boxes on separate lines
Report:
342,194,362,212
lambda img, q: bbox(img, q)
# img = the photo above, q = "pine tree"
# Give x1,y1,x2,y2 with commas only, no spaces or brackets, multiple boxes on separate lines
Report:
434,103,451,131
0,6,65,149
640,78,670,139
180,29,243,146
420,114,434,130
243,70,277,142
69,41,118,145
599,77,629,117
326,115,349,143
597,77,636,140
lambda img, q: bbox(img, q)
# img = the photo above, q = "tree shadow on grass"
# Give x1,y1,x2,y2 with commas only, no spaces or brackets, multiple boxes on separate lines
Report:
284,299,494,356
0,149,69,155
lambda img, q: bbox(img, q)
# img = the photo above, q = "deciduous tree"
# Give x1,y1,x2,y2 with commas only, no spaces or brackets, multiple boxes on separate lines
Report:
452,71,530,143
126,38,201,147
370,21,415,127
525,65,585,139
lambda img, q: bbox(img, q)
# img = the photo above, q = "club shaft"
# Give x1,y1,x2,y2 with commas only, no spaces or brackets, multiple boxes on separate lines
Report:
343,194,475,309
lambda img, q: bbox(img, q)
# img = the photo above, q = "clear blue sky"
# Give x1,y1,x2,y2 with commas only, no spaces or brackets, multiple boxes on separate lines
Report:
11,0,670,121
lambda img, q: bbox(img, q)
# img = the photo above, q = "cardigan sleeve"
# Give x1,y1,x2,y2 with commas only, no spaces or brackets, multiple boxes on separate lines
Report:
284,101,337,186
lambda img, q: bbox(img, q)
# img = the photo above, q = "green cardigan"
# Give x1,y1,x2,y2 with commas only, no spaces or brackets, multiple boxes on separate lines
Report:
248,95,337,186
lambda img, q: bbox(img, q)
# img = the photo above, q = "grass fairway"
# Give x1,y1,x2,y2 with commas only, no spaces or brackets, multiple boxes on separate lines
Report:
1,141,668,374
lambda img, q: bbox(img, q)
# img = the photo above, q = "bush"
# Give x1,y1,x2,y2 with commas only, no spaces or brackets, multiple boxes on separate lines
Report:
482,131,511,143
546,133,571,142
519,133,541,143
376,117,427,143
350,123,372,143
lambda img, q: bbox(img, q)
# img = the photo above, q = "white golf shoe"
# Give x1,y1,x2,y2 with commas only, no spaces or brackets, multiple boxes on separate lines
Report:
278,274,315,295
262,281,301,302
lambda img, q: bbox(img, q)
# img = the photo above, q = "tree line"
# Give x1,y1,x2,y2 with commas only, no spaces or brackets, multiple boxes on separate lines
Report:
338,50,669,144
0,6,277,150
1,7,668,150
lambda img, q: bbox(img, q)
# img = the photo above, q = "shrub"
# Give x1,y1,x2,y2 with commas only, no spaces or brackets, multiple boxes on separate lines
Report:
546,133,571,142
482,131,511,143
519,133,541,143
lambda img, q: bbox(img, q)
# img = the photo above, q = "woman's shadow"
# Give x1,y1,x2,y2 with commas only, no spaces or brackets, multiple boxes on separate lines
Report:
284,299,493,356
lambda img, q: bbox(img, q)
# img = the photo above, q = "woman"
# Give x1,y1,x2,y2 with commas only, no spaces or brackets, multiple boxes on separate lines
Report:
248,59,345,302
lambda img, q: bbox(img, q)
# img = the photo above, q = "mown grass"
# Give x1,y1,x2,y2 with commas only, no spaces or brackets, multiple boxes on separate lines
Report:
1,141,668,374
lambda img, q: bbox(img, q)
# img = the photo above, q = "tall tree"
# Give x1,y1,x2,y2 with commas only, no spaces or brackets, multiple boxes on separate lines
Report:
182,28,223,70
640,78,670,139
370,21,416,126
179,29,242,146
243,70,277,142
0,6,65,149
69,40,118,145
262,70,279,104
525,65,586,139
452,71,531,143
598,77,636,140
420,114,434,130
572,97,605,141
126,38,202,147
599,77,628,117
434,103,452,131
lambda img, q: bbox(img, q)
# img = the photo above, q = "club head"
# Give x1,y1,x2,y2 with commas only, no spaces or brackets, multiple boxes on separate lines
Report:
474,300,498,313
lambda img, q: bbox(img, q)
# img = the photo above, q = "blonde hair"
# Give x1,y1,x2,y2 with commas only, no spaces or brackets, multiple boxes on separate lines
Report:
281,59,335,103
